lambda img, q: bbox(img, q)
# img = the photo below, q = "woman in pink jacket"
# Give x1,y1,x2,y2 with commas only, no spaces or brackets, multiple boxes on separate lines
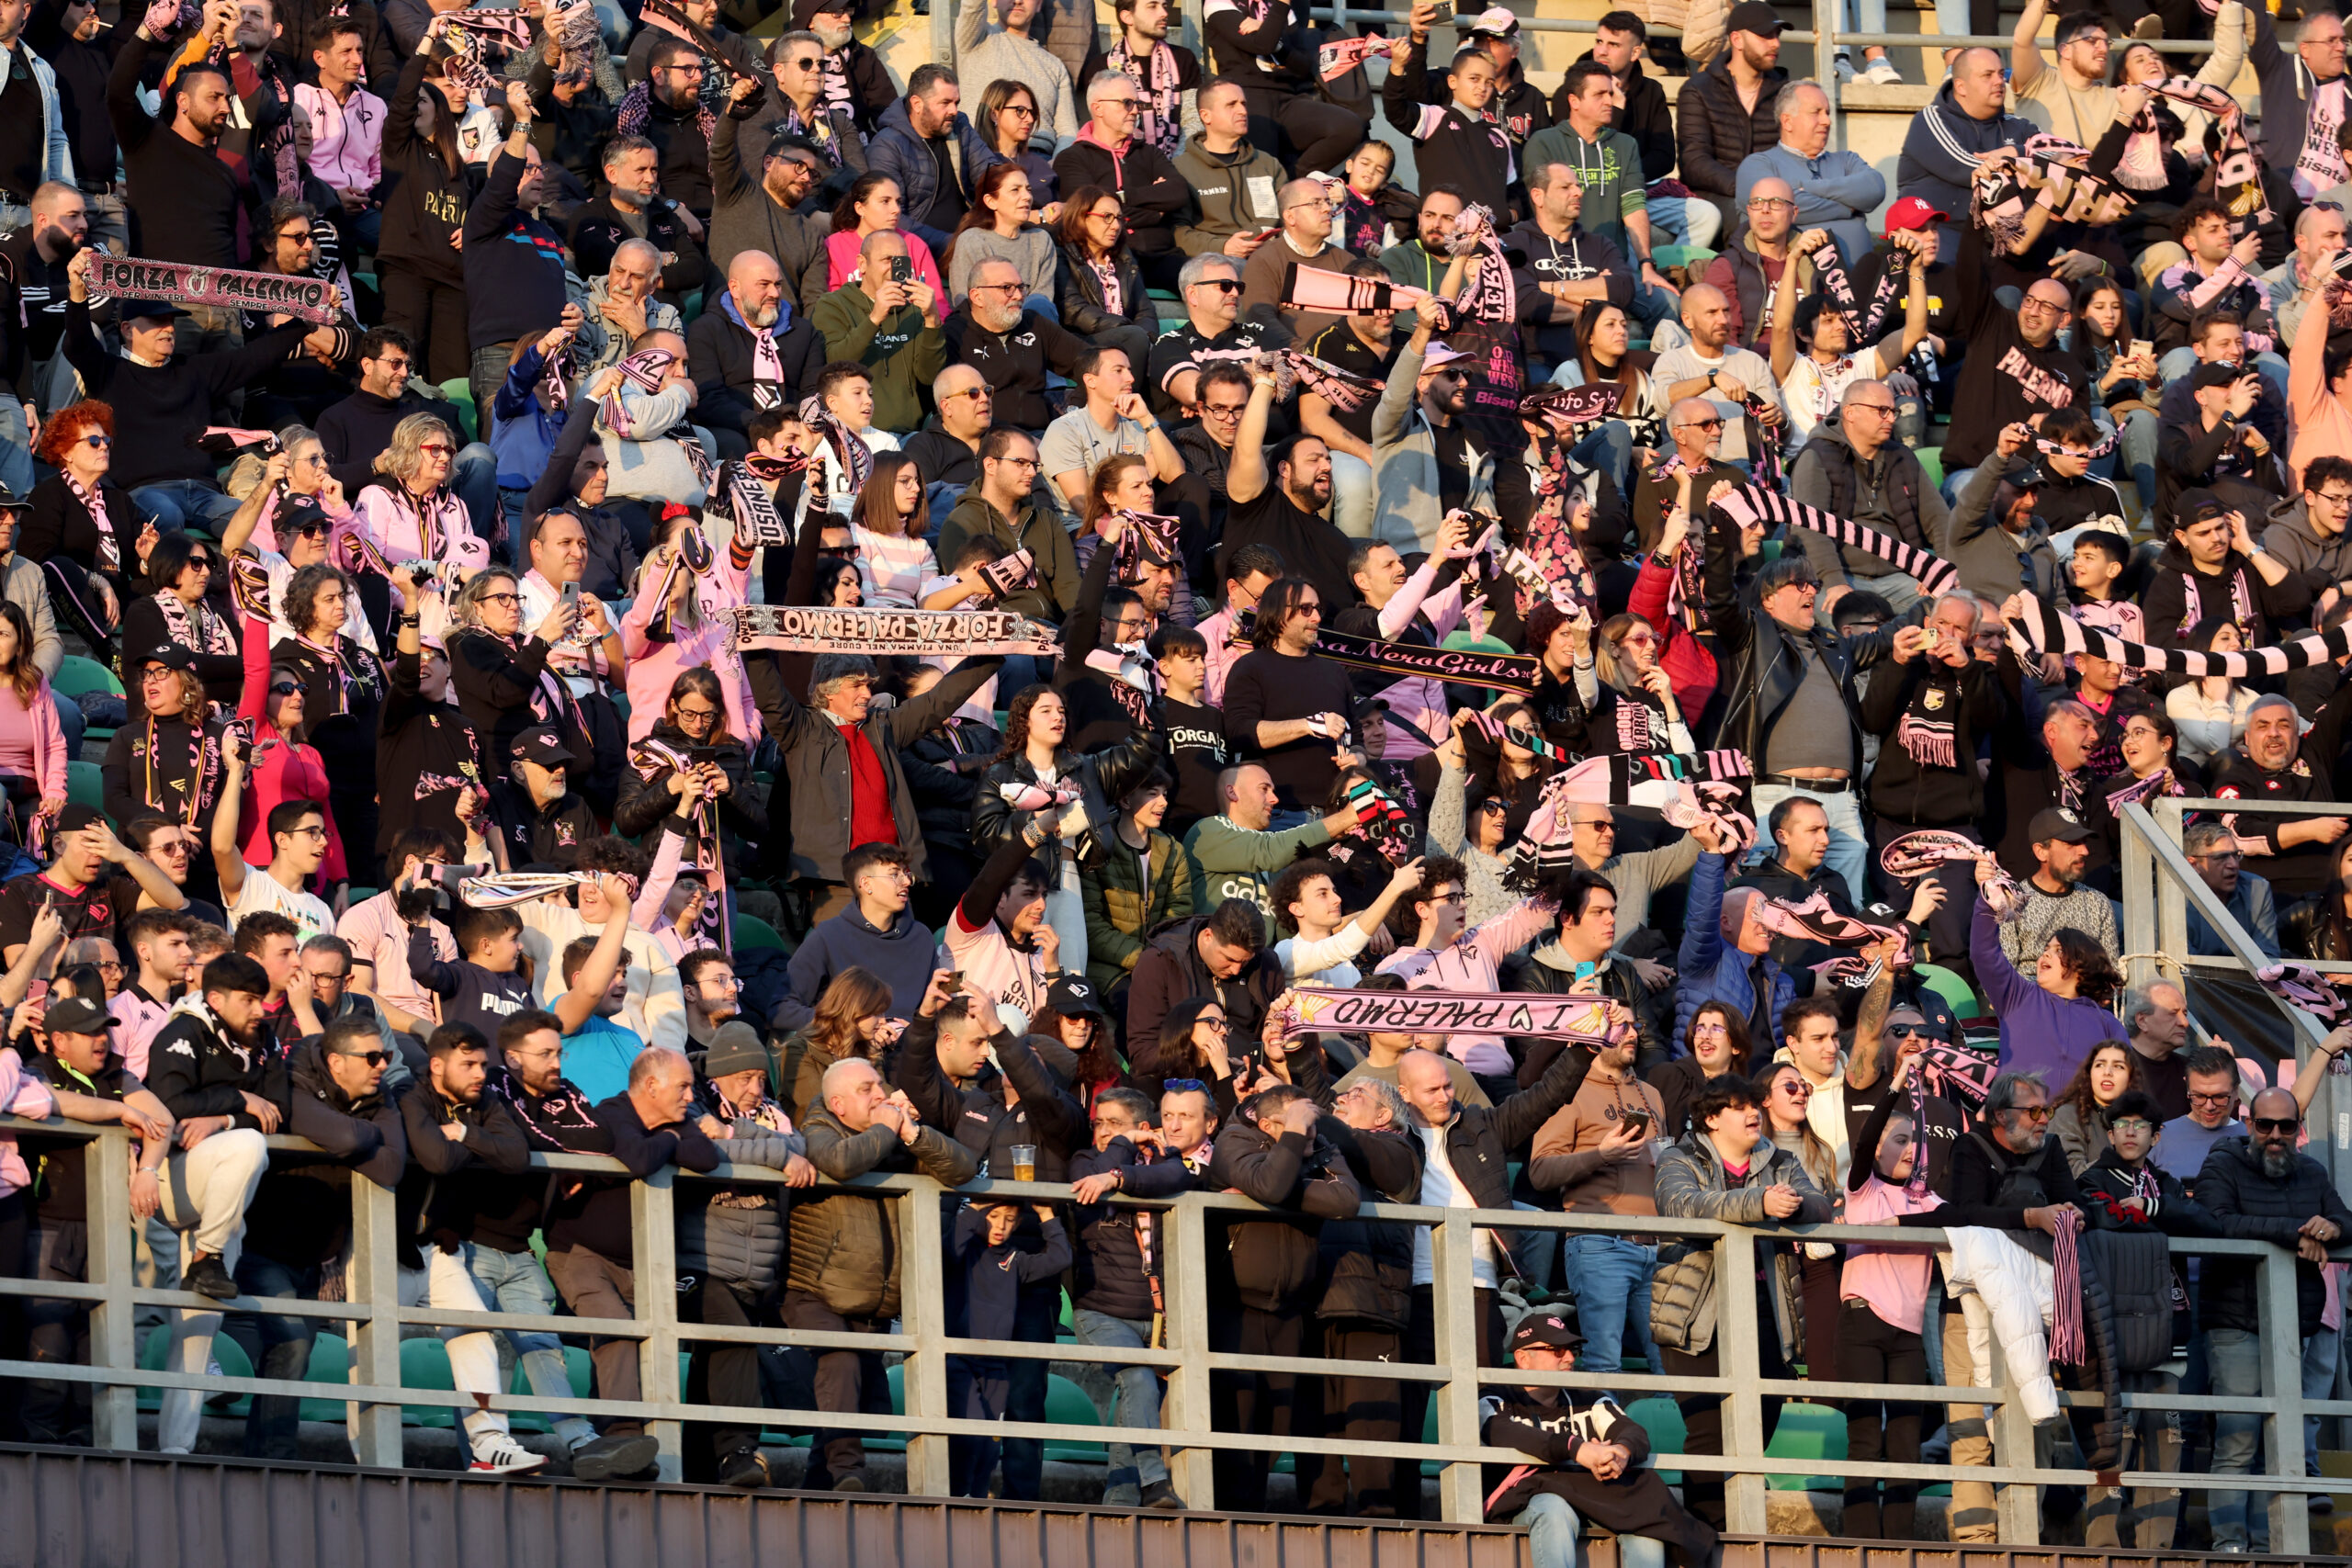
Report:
618,513,756,744
0,601,65,880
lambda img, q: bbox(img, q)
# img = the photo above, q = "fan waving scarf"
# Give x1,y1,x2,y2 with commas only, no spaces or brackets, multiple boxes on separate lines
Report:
1713,484,1960,595
1754,888,1913,971
2006,593,2352,677
1520,383,1623,434
797,392,873,494
629,737,730,951
1880,828,2030,921
1812,251,1904,344
1446,205,1517,324
458,873,595,908
1106,510,1181,581
2255,963,2352,1027
1503,750,1756,889
1280,350,1384,412
1267,987,1625,1045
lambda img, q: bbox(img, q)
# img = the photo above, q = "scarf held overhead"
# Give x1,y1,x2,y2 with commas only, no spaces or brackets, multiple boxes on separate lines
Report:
730,604,1057,656
2004,594,2352,677
1712,484,1959,595
1268,987,1625,1043
89,256,339,325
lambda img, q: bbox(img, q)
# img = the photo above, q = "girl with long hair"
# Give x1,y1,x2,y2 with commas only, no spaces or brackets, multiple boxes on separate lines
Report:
121,532,242,720
1589,610,1693,756
945,163,1057,310
1456,696,1560,844
1553,301,1666,488
98,650,233,899
255,562,385,881
1134,995,1237,1110
969,682,1159,983
618,509,756,744
777,964,899,1122
820,174,944,299
978,79,1059,214
352,413,490,578
1027,996,1123,1110
614,667,767,952
1521,597,1600,753
2072,276,2160,513
850,452,937,607
0,602,64,878
2164,615,2257,769
24,400,144,645
1053,186,1153,366
2050,1039,2147,1174
2289,834,2352,964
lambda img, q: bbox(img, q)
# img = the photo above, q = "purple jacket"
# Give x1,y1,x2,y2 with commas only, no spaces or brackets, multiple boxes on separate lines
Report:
1969,898,2125,1084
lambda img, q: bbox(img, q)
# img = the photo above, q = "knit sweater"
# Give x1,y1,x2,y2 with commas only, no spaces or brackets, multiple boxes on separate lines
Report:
944,224,1059,308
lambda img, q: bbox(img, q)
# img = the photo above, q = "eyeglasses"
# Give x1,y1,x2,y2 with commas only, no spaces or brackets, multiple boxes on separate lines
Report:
1002,102,1039,118
2019,296,2070,315
1193,278,1242,293
95,959,124,975
972,281,1025,294
2188,1089,2237,1106
697,975,743,993
419,443,455,457
288,824,329,840
1202,400,1247,419
666,62,706,74
674,704,721,723
2252,1116,2301,1134
1197,1017,1229,1033
994,456,1040,470
1747,197,1794,210
2108,1117,2154,1134
2314,489,2352,508
1848,401,1898,419
480,592,520,605
1430,888,1467,905
294,451,329,468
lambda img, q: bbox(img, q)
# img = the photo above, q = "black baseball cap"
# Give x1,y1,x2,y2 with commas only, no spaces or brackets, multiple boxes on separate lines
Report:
2190,360,2244,392
140,644,198,673
1047,976,1108,1021
119,298,189,322
1510,1313,1586,1354
43,997,114,1035
1727,2,1789,34
511,726,576,769
2029,807,2094,845
57,803,105,835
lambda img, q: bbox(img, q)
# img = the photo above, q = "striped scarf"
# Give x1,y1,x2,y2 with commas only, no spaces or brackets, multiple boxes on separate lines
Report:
1713,484,1958,594
629,735,730,950
2005,593,2349,677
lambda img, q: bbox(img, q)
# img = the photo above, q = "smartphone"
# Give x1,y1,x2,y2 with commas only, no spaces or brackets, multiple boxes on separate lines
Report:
2128,338,2154,365
889,254,913,285
1426,1,1453,22
1619,1108,1653,1138
943,970,966,995
560,581,580,613
686,745,721,766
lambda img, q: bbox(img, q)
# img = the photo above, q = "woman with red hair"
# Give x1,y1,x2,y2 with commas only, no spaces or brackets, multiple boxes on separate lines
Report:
23,400,147,649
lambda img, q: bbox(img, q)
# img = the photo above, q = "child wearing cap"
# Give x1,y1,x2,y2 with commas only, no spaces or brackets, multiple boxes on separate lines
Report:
1481,1312,1718,1568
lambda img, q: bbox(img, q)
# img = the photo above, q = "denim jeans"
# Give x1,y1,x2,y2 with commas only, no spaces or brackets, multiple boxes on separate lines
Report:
2207,1325,2266,1549
126,480,231,535
1645,194,1721,253
1570,420,1636,497
1748,782,1870,905
1329,450,1375,539
230,1251,323,1461
1560,1234,1662,1381
2305,1316,2340,1473
0,397,30,499
84,190,130,257
1070,1307,1169,1494
450,442,504,558
465,1240,595,1448
1513,1493,1667,1568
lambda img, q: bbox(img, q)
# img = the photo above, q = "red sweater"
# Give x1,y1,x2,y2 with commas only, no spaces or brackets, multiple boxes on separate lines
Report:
1624,557,1719,721
841,719,899,851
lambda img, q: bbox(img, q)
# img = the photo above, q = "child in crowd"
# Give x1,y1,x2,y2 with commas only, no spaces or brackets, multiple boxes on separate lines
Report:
945,1199,1071,1498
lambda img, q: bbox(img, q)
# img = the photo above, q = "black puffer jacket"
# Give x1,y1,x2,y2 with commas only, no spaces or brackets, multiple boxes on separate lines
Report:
2196,1134,2352,1337
1066,1138,1202,1319
1674,55,1787,205
891,1013,1088,1182
1504,946,1668,1075
612,724,767,853
1315,1115,1423,1327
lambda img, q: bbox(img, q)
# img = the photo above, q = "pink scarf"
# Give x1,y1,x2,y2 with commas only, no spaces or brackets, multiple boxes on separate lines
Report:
1102,40,1182,159
66,475,119,572
158,591,235,660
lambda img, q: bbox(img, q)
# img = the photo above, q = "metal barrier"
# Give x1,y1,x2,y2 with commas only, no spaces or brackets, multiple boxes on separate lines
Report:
0,1114,2341,1549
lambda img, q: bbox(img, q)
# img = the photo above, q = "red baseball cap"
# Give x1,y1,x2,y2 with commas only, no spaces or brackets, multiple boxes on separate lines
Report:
1883,197,1950,234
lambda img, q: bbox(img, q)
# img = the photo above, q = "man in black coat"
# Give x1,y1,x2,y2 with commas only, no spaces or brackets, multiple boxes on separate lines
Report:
2197,1087,2352,1551
568,133,713,310
687,248,826,458
1203,1077,1363,1513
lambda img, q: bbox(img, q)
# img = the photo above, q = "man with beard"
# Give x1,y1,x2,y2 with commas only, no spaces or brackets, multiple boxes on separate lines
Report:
28,0,127,256
688,248,826,459
2181,818,2279,958
2198,1086,2352,1552
0,183,93,419
1087,0,1198,162
109,6,254,357
1675,3,1787,235
569,134,709,310
1300,266,1404,538
140,953,277,1451
1508,161,1634,375
1654,282,1783,469
2211,694,2352,900
711,84,829,289
1223,359,1349,608
951,257,1091,439
1996,807,2121,962
1369,295,1531,558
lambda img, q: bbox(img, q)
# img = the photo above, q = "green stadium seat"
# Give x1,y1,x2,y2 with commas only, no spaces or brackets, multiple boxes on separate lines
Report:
300,1333,351,1425
1442,631,1516,657
138,1324,254,1416
1914,446,1943,490
1765,1401,1845,1490
735,913,786,951
1654,245,1717,273
436,378,478,444
399,1337,457,1427
1759,538,1783,563
68,760,103,816
1043,1373,1106,1462
1913,961,1984,1021
54,654,123,701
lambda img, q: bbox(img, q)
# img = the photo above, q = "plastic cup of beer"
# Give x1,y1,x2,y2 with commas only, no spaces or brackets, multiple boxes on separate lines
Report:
1012,1144,1037,1182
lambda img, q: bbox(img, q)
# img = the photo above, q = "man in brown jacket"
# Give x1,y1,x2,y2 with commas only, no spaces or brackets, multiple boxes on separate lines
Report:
1527,1022,1668,1382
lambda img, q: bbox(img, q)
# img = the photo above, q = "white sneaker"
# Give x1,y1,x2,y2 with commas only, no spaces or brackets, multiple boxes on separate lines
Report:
1832,51,1858,82
469,1432,548,1475
1863,56,1903,84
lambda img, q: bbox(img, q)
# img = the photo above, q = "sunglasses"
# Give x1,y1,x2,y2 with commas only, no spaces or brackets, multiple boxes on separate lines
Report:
1477,798,1510,814
1194,278,1242,293
1164,1077,1207,1093
269,681,301,697
334,1049,392,1067
80,434,109,447
2251,1116,2301,1134
289,518,331,536
1888,1022,1938,1037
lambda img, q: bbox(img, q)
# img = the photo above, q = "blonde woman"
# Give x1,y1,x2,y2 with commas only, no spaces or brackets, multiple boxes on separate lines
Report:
445,566,582,761
352,413,490,573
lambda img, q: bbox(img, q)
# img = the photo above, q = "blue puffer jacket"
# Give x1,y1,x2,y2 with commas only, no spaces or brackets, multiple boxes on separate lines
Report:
865,97,1004,232
1671,848,1794,1058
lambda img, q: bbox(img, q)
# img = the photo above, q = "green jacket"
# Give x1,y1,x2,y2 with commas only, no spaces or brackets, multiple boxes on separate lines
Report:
1182,812,1333,938
1080,828,1195,992
934,487,1082,623
808,282,946,434
1521,122,1647,257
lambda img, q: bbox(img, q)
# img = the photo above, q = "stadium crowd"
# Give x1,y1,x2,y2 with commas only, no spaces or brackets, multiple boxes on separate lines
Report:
0,0,2348,1553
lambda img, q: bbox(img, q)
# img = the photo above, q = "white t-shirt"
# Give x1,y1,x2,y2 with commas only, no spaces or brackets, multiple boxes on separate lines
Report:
230,866,335,947
1038,408,1151,504
943,911,1049,1036
1781,346,1889,457
1652,342,1781,463
1411,1121,1500,1288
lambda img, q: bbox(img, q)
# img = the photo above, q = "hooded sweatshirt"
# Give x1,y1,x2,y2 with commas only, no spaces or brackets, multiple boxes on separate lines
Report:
2263,490,2352,594
1172,129,1286,257
776,902,940,1031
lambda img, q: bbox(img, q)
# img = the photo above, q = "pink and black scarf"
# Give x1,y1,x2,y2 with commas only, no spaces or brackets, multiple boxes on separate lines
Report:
1104,39,1184,159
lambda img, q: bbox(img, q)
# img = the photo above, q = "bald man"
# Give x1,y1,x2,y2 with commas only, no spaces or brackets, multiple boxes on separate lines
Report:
1630,396,1751,552
808,228,948,435
687,247,829,458
1734,79,1885,263
1239,176,1355,344
1654,281,1783,467
1895,46,2035,262
905,363,996,502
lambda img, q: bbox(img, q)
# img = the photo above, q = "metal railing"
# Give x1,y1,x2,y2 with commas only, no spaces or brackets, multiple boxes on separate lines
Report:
0,1116,2343,1549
